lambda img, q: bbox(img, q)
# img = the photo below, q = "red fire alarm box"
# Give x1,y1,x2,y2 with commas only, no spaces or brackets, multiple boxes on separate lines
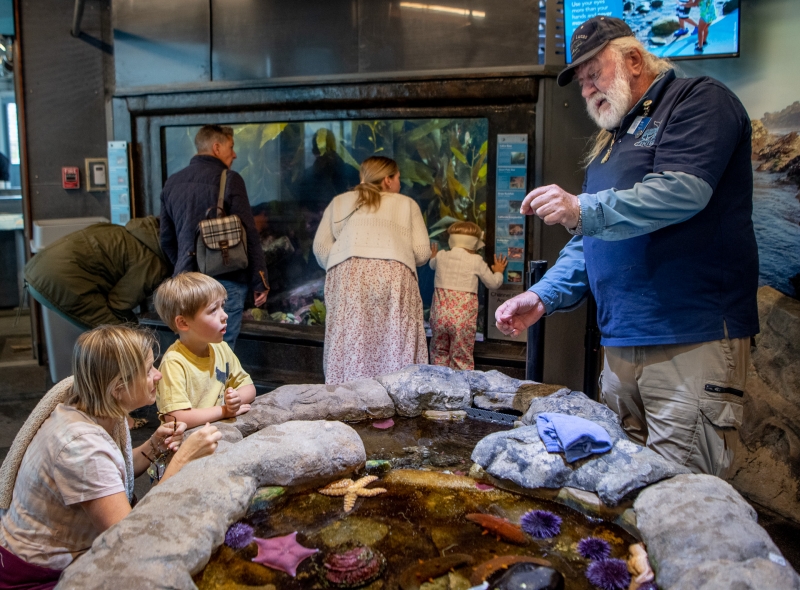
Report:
62,167,80,189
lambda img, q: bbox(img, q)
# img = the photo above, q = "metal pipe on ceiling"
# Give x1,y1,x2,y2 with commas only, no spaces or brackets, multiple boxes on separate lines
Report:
71,0,86,37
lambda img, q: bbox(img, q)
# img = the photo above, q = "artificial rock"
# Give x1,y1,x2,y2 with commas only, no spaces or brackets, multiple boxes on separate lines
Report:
729,286,800,524
472,389,690,505
634,474,800,589
376,364,471,417
233,378,395,436
56,421,365,590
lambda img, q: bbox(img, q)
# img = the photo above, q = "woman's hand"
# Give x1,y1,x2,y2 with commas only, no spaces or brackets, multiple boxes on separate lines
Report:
176,424,222,462
160,424,222,483
152,420,187,453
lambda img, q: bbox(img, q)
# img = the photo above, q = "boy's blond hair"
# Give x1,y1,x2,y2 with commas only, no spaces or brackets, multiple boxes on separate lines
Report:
448,221,483,238
69,325,156,419
154,272,228,333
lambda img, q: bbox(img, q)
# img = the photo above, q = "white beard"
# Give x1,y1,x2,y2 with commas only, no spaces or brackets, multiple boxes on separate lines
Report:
585,58,633,130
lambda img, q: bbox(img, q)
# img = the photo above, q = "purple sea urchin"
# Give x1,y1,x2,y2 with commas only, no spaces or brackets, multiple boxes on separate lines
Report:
577,537,611,560
585,558,631,590
637,583,658,590
225,523,254,549
519,509,562,539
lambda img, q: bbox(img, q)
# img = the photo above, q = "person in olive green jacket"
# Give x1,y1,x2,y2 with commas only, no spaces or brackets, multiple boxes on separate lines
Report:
24,216,170,328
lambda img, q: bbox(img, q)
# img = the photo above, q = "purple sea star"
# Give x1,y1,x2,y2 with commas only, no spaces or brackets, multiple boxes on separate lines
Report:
577,536,611,560
585,558,631,590
372,419,394,429
252,531,319,577
520,509,562,539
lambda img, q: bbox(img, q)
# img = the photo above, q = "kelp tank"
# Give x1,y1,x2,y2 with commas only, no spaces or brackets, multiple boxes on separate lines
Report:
163,118,489,327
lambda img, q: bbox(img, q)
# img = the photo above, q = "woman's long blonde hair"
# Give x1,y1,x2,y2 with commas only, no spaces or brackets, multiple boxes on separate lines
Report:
354,156,399,211
583,37,673,167
69,325,157,419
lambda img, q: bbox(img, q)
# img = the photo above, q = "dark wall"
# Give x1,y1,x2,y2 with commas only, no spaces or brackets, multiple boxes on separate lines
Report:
112,0,543,91
19,0,112,221
534,78,599,392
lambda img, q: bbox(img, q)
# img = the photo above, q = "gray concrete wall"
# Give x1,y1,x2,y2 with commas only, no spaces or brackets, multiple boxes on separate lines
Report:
19,0,112,221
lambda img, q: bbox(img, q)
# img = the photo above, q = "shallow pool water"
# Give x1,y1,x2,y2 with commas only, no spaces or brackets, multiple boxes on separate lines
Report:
194,416,637,590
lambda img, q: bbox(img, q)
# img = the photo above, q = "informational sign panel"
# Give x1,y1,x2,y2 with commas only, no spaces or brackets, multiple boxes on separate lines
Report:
494,134,528,285
488,134,528,342
107,141,131,225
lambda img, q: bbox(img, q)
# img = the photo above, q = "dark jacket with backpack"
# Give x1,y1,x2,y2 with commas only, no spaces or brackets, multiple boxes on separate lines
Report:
159,154,268,293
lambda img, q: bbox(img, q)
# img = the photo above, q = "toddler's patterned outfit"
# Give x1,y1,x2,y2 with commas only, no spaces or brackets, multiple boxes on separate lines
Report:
429,241,503,370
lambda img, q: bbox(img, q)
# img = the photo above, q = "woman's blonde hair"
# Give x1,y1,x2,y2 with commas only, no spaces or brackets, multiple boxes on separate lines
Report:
69,325,157,419
448,221,483,237
583,37,673,167
354,156,399,211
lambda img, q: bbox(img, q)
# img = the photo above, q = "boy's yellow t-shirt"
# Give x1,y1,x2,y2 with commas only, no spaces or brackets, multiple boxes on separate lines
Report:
156,340,253,414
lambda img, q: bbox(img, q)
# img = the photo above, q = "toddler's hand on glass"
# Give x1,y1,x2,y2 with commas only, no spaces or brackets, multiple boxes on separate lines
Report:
430,242,438,258
492,254,508,273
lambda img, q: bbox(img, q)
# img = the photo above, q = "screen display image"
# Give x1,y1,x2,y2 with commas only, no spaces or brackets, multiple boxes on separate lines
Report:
565,0,740,61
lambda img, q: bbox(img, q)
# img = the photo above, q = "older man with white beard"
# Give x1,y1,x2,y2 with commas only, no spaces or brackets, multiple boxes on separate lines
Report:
495,16,759,477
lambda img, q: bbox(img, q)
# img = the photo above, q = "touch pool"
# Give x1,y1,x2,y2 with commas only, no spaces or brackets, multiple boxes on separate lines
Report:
55,366,800,590
195,416,638,590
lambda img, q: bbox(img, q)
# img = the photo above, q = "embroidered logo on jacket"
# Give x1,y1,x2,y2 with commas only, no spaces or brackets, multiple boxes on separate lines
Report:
634,121,660,147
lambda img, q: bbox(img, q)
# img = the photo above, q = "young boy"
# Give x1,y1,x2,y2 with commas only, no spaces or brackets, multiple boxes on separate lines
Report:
429,221,507,371
154,272,255,429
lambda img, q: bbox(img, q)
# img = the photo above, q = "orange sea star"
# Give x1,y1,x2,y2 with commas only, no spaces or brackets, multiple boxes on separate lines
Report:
318,475,387,512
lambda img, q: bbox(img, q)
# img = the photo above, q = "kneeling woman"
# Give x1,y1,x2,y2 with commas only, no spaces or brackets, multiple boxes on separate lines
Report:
0,325,221,589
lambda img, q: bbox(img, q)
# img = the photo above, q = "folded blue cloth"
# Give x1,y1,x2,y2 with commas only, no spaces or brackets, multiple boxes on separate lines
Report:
536,412,613,463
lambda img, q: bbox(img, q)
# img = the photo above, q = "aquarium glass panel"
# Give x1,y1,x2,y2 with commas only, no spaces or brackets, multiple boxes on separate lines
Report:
163,118,489,331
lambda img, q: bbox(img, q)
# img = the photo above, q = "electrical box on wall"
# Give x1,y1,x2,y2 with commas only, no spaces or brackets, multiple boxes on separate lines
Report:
85,158,108,191
61,167,80,189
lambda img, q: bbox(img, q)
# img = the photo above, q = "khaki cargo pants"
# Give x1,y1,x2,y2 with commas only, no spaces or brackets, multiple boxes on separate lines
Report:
600,331,748,478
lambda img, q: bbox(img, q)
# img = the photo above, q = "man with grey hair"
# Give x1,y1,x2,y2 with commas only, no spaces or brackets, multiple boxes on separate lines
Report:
496,16,758,477
160,124,269,348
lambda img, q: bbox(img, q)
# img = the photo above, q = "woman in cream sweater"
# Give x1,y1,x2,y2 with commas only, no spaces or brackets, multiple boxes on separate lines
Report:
313,156,431,384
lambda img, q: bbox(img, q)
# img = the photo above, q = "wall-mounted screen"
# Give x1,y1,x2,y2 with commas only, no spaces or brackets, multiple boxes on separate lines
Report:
565,0,740,61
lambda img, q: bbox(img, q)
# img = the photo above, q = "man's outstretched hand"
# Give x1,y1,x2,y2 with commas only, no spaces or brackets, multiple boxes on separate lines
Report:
495,291,546,337
521,184,580,230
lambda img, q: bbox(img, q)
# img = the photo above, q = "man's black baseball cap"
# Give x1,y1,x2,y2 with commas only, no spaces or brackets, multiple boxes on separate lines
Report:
557,16,635,87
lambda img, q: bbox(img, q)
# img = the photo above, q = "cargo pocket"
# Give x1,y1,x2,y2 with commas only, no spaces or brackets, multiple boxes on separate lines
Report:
699,382,743,430
700,333,746,430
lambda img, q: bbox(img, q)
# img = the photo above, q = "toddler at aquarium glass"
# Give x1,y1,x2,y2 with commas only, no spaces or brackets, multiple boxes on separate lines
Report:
154,272,256,429
429,222,507,371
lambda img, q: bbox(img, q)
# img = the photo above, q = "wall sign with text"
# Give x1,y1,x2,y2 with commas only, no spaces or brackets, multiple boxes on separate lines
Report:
107,141,132,225
494,134,528,285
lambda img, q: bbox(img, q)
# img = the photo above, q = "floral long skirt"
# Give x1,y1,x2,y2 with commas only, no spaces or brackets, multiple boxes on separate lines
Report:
429,287,478,371
323,257,428,385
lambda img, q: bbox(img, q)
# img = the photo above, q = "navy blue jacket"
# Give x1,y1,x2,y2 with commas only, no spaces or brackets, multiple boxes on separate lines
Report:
160,155,268,293
582,71,758,345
